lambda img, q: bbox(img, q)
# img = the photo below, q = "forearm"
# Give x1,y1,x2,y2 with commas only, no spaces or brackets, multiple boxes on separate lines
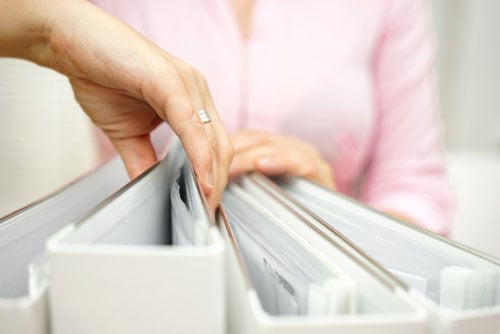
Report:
0,0,126,75
0,0,57,62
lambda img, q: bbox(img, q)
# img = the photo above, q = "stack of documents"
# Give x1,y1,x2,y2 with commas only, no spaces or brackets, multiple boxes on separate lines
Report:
272,175,500,333
220,177,427,333
1,138,500,334
224,185,357,317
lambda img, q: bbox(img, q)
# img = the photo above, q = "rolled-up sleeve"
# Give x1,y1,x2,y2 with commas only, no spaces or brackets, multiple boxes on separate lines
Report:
362,0,455,235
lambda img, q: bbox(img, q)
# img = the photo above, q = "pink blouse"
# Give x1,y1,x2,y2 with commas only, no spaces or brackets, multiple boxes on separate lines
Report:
92,0,455,234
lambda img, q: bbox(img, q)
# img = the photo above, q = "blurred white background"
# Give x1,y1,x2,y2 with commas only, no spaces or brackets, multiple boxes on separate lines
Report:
0,1,499,256
432,0,500,257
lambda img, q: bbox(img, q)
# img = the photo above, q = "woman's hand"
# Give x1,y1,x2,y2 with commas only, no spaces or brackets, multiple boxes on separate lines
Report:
230,130,335,189
0,0,232,211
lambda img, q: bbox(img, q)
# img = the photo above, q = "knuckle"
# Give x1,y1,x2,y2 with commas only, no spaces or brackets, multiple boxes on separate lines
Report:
221,141,234,163
304,142,321,157
177,60,193,74
301,161,317,177
320,163,333,178
190,67,200,80
175,110,198,138
318,162,334,183
254,131,270,145
195,70,208,85
163,93,191,115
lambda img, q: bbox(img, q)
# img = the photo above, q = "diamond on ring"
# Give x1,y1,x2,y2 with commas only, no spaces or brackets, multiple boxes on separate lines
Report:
197,109,211,124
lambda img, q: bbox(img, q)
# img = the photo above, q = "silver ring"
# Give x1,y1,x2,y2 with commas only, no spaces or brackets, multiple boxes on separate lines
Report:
197,109,211,124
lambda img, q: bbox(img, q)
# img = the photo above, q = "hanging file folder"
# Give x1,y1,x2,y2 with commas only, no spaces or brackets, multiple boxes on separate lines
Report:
47,141,225,334
218,176,428,334
1,137,499,334
268,175,500,334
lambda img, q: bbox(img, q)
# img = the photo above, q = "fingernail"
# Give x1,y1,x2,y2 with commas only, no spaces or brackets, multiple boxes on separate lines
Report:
257,157,273,167
208,171,213,188
202,172,213,195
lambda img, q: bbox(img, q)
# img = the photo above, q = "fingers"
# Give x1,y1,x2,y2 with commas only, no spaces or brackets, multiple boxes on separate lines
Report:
198,82,233,211
230,131,335,189
149,60,232,213
229,144,273,177
255,150,335,189
172,65,215,194
232,130,270,153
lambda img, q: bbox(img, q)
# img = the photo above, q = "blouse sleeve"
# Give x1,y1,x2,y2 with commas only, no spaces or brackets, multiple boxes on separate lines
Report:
362,0,455,235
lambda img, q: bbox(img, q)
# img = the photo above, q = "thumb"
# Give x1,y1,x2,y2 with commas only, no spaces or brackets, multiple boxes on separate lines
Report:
110,135,158,179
